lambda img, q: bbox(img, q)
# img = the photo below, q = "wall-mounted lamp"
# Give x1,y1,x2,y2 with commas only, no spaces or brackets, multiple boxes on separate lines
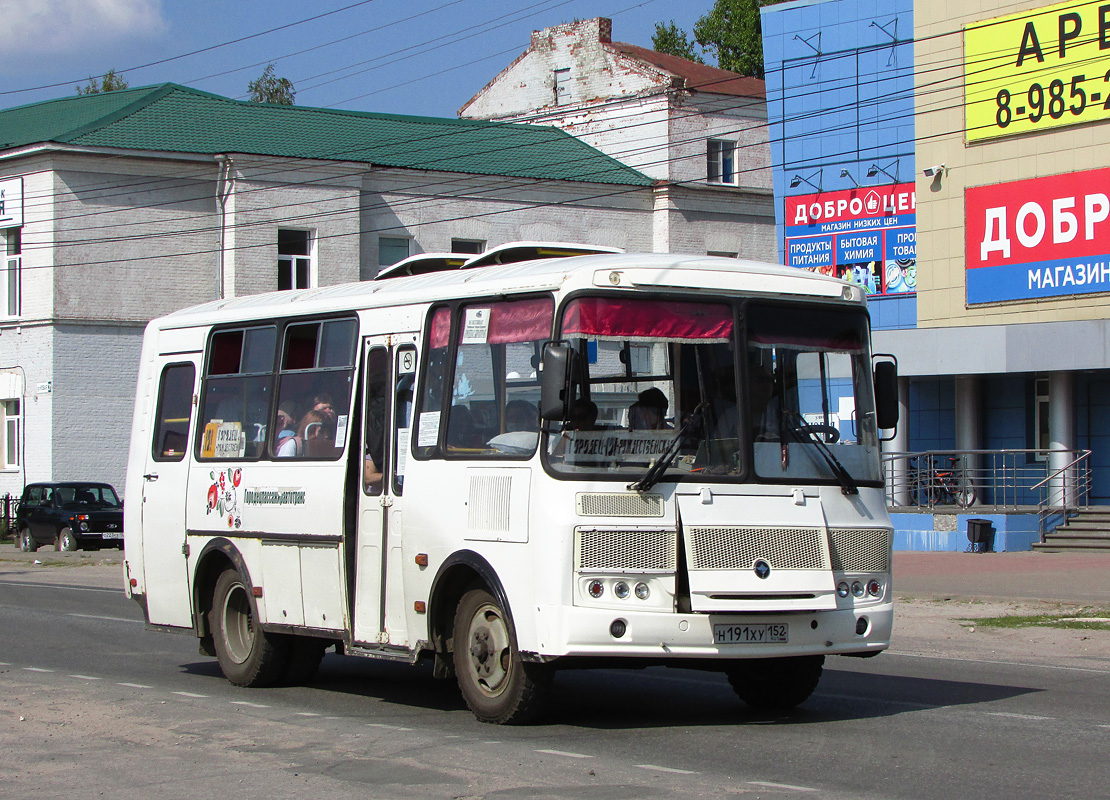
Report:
922,163,946,178
840,167,859,187
789,169,823,193
866,159,900,183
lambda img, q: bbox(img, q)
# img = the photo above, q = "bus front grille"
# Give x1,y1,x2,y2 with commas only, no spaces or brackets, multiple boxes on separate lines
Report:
575,528,677,572
828,528,892,572
685,526,829,571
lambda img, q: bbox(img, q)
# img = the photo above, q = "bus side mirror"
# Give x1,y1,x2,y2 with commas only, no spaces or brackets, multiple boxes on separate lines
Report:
873,359,899,430
540,342,573,421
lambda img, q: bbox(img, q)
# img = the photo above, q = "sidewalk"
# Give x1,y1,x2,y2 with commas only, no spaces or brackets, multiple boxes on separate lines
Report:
894,551,1110,606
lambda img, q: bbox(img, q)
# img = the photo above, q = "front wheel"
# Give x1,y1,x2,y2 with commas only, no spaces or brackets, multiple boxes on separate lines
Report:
209,569,289,687
17,527,36,552
452,587,551,724
726,655,824,711
954,479,977,509
56,528,78,552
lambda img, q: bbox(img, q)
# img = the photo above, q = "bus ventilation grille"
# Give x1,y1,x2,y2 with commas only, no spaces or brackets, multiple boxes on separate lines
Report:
828,528,892,572
685,527,829,571
575,528,677,572
575,493,665,517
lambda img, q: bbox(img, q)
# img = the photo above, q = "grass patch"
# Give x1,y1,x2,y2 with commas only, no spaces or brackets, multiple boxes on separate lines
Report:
962,610,1110,631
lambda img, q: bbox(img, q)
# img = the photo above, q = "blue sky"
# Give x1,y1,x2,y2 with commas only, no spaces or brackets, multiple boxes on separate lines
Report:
0,0,708,118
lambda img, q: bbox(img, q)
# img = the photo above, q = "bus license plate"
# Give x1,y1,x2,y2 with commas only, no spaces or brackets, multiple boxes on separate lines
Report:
714,623,788,644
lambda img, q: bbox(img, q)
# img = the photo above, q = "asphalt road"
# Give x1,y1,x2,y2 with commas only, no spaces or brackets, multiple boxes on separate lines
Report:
1,559,1108,800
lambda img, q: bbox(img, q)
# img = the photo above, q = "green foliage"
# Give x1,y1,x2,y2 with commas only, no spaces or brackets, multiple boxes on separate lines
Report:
76,69,129,95
247,64,296,105
657,0,790,78
962,610,1110,631
652,20,704,63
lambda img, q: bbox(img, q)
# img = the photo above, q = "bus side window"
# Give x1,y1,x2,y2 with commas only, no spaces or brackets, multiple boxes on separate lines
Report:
393,346,416,494
413,306,451,459
363,347,389,496
152,363,196,461
198,326,276,460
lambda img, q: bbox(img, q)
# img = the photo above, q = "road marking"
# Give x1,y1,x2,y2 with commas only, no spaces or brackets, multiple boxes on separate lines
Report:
231,701,269,708
118,682,152,689
294,712,321,717
23,667,54,673
747,780,818,792
69,675,102,681
635,764,697,775
885,650,1110,675
67,613,142,624
987,712,1054,721
0,579,121,594
536,749,593,759
172,691,208,698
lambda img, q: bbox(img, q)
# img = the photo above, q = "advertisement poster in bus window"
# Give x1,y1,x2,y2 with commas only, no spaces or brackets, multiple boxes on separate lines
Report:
784,184,916,296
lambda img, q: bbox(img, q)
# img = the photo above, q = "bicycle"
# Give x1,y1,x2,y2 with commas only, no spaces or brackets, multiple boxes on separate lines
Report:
914,455,976,508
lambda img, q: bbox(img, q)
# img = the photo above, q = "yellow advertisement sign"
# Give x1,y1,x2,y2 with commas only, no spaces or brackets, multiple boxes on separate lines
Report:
965,0,1110,142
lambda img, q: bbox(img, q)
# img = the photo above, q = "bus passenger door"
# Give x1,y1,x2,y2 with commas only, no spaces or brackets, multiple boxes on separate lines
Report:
141,355,202,628
352,337,416,646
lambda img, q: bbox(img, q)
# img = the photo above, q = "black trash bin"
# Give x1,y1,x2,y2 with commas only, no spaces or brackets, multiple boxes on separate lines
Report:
966,518,995,553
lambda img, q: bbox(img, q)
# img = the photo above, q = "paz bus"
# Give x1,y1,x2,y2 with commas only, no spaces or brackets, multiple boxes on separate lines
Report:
123,251,899,724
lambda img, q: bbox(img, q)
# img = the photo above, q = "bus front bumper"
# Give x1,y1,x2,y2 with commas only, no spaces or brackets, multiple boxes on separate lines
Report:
530,602,892,661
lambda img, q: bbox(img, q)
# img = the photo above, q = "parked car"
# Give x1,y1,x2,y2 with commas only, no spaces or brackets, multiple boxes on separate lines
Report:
14,482,124,552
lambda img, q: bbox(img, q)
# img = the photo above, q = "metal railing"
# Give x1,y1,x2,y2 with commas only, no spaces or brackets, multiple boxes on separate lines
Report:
1032,452,1092,541
881,449,1092,513
0,493,18,538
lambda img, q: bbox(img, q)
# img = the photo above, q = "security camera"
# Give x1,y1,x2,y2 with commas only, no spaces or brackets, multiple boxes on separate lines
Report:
922,164,946,178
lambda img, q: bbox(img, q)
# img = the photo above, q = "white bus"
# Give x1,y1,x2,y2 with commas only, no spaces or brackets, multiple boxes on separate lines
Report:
123,252,899,724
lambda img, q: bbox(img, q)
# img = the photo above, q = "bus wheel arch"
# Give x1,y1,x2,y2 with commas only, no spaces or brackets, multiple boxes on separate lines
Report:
428,552,513,676
192,538,248,641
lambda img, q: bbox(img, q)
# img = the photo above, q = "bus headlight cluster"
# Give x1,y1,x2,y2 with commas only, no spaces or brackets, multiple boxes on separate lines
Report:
837,579,883,599
586,579,651,601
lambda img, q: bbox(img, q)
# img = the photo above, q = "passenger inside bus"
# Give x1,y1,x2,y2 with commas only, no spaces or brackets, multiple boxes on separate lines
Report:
628,387,669,430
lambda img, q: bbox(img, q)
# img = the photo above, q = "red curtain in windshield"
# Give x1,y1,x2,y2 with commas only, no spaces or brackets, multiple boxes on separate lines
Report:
482,296,553,344
429,306,451,349
562,297,732,342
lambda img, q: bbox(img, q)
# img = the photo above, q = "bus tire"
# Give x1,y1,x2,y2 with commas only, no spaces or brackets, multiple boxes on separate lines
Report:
452,587,551,725
209,568,289,687
282,637,327,686
726,655,824,711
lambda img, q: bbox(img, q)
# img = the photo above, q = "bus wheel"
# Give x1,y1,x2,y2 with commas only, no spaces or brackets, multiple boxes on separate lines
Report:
282,637,327,686
209,569,289,687
452,588,551,724
726,655,824,711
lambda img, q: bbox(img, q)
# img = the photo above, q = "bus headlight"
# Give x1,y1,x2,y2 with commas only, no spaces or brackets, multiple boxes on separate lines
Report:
867,579,882,597
613,581,630,599
851,581,865,598
634,582,650,600
837,582,850,598
587,580,605,599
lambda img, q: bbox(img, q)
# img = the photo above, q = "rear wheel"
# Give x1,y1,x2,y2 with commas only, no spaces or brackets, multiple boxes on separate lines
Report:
726,655,824,711
17,527,36,552
56,528,78,552
209,569,289,687
452,587,551,724
954,479,977,508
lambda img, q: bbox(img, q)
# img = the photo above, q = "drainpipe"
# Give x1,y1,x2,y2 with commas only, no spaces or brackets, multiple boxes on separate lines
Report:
215,155,233,299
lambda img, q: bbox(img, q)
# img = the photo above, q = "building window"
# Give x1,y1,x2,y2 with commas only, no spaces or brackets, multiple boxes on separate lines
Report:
378,236,410,268
451,239,484,255
278,229,313,291
2,228,20,317
554,68,570,105
1,398,19,468
707,139,737,185
1033,377,1050,461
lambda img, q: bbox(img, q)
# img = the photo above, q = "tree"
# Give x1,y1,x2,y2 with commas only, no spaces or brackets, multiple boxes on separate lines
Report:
77,69,128,95
652,21,704,63
655,0,789,79
247,64,296,105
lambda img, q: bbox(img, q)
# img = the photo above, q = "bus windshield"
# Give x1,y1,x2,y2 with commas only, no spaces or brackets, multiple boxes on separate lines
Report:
545,297,881,486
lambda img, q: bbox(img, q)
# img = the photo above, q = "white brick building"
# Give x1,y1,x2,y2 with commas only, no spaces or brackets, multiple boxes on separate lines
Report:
459,18,776,260
0,84,656,498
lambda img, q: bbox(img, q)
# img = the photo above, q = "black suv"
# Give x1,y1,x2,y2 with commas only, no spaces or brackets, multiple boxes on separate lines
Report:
14,482,124,552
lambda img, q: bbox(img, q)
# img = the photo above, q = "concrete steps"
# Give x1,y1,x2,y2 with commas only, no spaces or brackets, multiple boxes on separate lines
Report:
1034,507,1110,552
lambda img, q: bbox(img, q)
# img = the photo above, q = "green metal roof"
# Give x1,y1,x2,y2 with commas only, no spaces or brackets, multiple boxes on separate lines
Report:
0,84,652,186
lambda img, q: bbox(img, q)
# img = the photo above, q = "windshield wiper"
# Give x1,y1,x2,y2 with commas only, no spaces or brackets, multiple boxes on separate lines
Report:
629,402,708,493
784,410,858,496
